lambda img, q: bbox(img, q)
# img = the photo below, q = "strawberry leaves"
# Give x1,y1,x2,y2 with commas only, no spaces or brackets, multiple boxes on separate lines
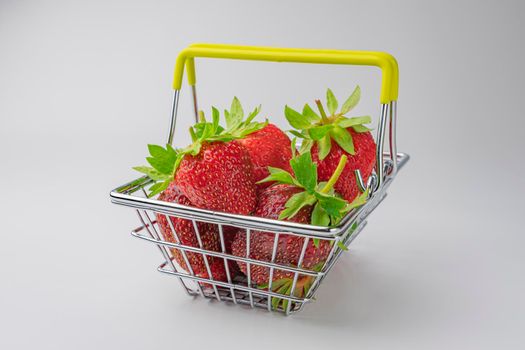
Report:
264,167,300,186
133,144,180,197
147,181,171,197
331,125,354,154
225,97,243,129
284,105,311,129
326,88,338,115
340,85,361,114
146,144,178,173
307,124,332,140
302,104,321,122
311,202,330,227
132,166,166,181
285,86,373,160
224,97,265,137
317,135,331,159
337,115,371,128
264,260,328,310
134,97,266,197
259,152,367,227
279,191,316,220
290,152,317,193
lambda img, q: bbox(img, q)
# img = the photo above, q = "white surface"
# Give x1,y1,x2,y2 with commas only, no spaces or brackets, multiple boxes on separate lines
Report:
1,0,524,349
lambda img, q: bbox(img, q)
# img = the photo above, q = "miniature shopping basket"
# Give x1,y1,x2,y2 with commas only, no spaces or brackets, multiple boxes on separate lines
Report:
110,43,409,315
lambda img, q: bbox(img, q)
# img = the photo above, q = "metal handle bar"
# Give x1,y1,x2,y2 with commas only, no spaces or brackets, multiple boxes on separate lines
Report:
173,44,398,103
168,43,400,194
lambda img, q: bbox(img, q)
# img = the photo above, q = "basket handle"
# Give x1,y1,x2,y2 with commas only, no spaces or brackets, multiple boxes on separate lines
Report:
173,43,399,104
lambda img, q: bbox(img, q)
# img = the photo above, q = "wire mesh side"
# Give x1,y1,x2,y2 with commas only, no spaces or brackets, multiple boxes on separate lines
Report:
113,153,411,315
135,209,193,296
130,207,345,314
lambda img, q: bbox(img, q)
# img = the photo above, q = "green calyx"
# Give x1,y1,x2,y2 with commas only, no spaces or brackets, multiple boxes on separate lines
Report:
133,144,180,197
268,277,313,311
284,86,373,159
133,97,267,197
257,262,325,311
258,151,369,232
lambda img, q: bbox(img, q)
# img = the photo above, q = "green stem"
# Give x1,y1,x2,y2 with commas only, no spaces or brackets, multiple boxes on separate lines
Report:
198,110,206,123
315,99,329,124
189,127,197,142
320,155,348,193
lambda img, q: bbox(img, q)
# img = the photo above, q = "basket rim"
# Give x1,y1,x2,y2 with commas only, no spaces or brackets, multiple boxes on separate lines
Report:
110,152,409,238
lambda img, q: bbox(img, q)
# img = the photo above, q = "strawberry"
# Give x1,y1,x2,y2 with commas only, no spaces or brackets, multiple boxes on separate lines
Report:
285,86,376,201
231,184,331,298
175,140,256,214
133,98,267,286
236,123,294,190
156,181,231,283
231,151,368,309
134,97,268,214
312,130,375,202
222,98,294,189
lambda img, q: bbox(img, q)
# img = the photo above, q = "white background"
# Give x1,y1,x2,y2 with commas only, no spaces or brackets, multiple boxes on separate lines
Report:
1,0,524,349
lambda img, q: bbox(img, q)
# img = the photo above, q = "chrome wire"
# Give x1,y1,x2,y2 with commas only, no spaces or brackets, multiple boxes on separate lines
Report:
167,90,180,145
374,103,389,192
118,153,410,314
131,229,322,277
166,216,205,297
119,152,408,314
304,220,368,301
192,220,221,301
191,85,199,123
112,153,408,238
285,237,309,315
157,265,312,303
266,232,280,311
136,209,191,295
245,229,254,307
389,101,398,176
302,238,338,301
218,224,237,304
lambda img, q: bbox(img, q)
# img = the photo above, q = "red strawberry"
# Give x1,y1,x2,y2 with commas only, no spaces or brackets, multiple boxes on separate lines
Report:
236,123,293,189
285,86,376,202
134,98,269,214
156,182,230,283
231,152,367,309
312,128,375,202
175,140,256,215
231,184,332,288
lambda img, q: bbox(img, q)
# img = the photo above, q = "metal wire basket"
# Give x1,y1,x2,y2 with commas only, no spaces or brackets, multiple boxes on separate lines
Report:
110,43,409,315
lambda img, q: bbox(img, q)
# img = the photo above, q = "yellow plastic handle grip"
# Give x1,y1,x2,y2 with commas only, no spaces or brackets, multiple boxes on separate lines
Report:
173,43,399,103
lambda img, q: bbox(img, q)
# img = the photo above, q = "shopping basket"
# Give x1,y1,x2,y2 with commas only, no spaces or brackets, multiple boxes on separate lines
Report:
109,43,409,315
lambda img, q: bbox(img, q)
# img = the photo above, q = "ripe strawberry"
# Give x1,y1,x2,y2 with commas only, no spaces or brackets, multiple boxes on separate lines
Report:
231,184,332,288
285,86,376,201
236,123,294,190
175,140,256,214
312,129,375,202
156,181,230,283
134,97,269,214
232,151,368,309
